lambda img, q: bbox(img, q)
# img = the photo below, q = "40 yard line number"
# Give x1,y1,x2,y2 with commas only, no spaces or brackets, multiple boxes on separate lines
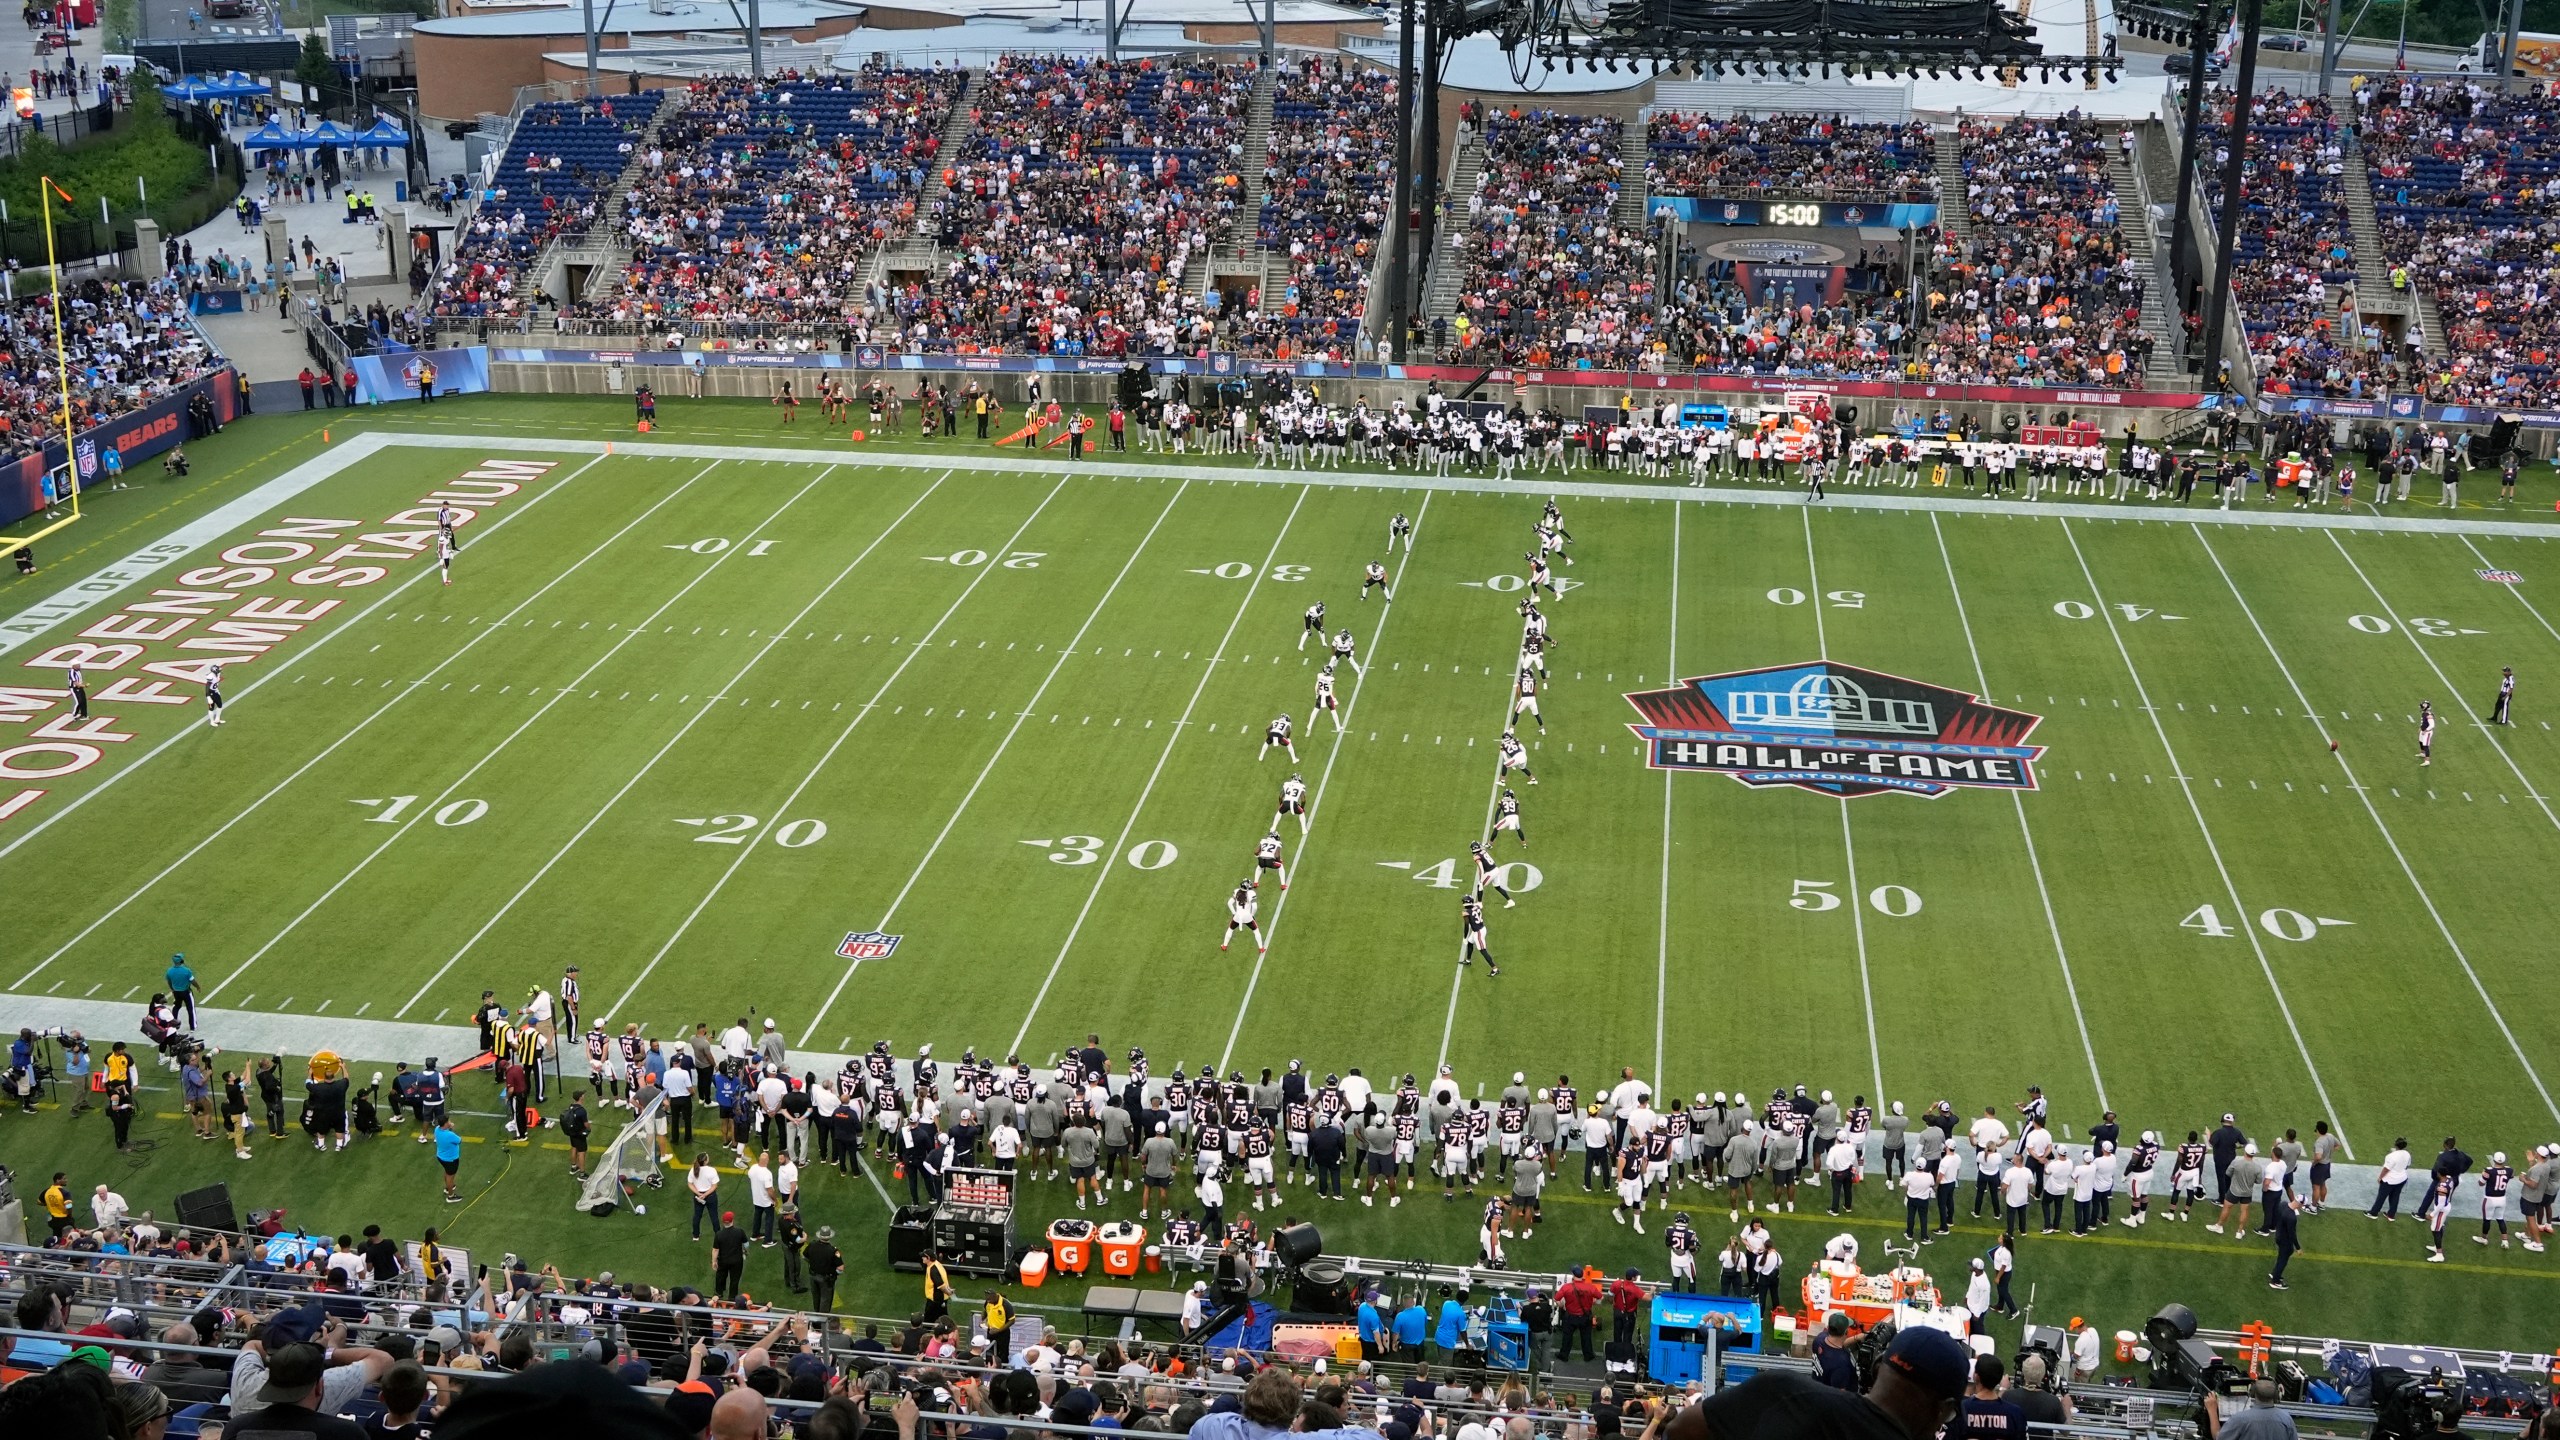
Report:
2180,904,2352,942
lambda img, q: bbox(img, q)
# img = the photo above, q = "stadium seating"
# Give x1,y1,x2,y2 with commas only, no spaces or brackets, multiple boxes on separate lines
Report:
599,67,967,331
1446,109,1655,368
1644,112,1938,201
2195,90,2393,397
2359,78,2560,405
1922,113,2152,386
888,55,1257,356
1230,56,1397,360
430,92,671,322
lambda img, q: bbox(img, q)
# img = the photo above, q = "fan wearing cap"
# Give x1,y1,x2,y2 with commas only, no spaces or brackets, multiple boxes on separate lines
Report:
1672,1325,1970,1440
227,1312,395,1440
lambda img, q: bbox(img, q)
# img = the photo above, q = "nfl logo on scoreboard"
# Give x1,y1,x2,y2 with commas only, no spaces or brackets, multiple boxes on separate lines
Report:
836,931,903,960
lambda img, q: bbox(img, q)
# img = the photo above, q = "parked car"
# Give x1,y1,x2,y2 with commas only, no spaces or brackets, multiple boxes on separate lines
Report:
2163,51,2227,76
2262,32,2310,50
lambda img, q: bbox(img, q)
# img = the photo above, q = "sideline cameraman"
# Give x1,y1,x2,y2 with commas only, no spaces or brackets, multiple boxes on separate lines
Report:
2202,1379,2297,1440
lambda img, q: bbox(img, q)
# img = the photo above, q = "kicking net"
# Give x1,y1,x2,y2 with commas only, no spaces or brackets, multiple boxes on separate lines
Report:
576,1095,665,1217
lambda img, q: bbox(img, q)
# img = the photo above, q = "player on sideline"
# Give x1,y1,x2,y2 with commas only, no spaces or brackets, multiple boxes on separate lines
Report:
1666,1211,1700,1283
1222,880,1266,953
1260,712,1300,764
204,663,227,727
1314,663,1344,733
1361,560,1390,601
1471,841,1517,908
1513,669,1544,734
1253,831,1290,891
1497,729,1537,785
1389,511,1414,552
2417,700,2436,766
1492,787,1527,849
438,528,457,586
1275,773,1309,834
1330,627,1364,676
2491,666,2515,725
1460,892,1500,976
1300,600,1326,651
1612,1138,1648,1231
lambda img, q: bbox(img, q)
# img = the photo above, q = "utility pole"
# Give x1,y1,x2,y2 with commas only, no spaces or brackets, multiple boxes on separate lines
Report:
747,0,764,79
582,0,599,92
1385,0,1416,358
2200,0,2264,394
2167,0,2213,308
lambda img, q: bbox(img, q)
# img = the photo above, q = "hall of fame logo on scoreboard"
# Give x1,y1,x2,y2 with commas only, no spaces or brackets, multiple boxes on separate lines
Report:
1625,662,2046,799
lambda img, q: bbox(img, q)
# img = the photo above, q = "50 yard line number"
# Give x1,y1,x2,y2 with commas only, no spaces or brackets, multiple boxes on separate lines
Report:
1790,879,1920,916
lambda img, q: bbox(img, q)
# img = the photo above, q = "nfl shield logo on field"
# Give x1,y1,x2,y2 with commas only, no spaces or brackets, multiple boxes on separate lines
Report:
836,931,903,960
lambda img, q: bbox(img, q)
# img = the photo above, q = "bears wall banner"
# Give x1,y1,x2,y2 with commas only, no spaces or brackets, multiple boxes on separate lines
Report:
1625,662,2046,799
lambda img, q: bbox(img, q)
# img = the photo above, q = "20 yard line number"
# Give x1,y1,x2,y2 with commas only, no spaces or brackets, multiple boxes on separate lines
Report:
2180,904,2352,942
928,550,1045,568
1790,879,1920,916
1030,836,1181,869
673,814,830,847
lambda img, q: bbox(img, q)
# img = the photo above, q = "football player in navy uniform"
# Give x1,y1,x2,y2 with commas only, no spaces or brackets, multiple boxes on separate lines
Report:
1665,1211,1701,1286
1471,841,1516,907
1461,893,1499,975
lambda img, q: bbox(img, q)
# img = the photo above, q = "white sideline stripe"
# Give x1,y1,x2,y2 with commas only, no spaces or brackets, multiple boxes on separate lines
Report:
0,449,609,872
2326,532,2560,837
1654,506,1679,1097
1008,483,1315,1054
351,430,2560,539
1929,513,2109,1112
799,479,1193,1045
9,453,660,986
2196,529,2560,1130
607,477,1074,1030
2058,517,2350,1153
1801,508,1885,1108
1220,493,1433,1074
395,467,952,1018
203,460,811,1002
0,432,401,655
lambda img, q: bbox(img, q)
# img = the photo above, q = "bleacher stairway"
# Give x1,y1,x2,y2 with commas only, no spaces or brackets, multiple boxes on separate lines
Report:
1187,63,1280,306
861,68,980,294
1612,124,1650,231
2107,140,2186,386
2341,138,2417,331
1931,139,1973,250
1417,128,1487,338
518,88,692,334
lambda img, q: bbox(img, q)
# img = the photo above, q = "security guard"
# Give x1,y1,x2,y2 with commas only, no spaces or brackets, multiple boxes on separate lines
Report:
921,1247,953,1323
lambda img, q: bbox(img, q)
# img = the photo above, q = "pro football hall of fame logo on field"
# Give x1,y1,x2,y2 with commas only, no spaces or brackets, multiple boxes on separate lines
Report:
1624,663,2046,799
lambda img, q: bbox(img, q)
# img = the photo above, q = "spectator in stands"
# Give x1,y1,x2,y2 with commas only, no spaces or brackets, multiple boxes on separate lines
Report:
139,1321,234,1404
1646,112,1937,202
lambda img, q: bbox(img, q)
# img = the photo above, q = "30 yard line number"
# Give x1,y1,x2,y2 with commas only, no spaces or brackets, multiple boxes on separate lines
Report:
2349,614,2480,637
1028,836,1180,869
2179,904,2352,941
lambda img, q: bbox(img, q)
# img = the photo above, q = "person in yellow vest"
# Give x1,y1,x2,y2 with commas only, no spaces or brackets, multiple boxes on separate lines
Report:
347,191,361,225
973,391,991,440
921,1249,953,1322
42,1170,73,1239
983,1289,1013,1364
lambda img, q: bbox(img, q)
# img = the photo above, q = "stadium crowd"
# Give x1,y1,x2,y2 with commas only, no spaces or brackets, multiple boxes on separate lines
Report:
881,55,1256,357
2357,76,2560,406
597,67,968,333
429,94,668,325
1921,114,2152,386
0,279,224,455
2195,90,2391,398
1643,113,1938,201
1224,56,1397,361
1446,110,1654,368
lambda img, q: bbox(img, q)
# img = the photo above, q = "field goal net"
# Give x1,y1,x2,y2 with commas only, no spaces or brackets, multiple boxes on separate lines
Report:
576,1095,666,1217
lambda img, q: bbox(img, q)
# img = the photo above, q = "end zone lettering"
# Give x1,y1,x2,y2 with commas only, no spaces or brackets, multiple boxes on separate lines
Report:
1626,661,2045,799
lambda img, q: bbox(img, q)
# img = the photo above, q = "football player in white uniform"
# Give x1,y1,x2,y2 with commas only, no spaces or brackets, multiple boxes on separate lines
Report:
1222,880,1265,953
1275,773,1309,833
1260,713,1300,764
1253,832,1290,890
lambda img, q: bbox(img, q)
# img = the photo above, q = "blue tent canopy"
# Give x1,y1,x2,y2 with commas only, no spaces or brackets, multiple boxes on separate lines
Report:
305,119,358,147
355,118,408,147
210,71,272,98
160,75,224,102
241,120,308,152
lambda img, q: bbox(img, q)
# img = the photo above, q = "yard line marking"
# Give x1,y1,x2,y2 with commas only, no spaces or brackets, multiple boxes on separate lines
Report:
1802,508,1885,1108
2200,528,2555,1131
396,468,951,1018
1223,493,1433,1074
583,475,1066,1026
1655,505,1680,1096
1931,513,2108,1111
800,480,1192,1044
1008,484,1315,1053
7,452,643,986
2459,534,2560,653
0,453,619,872
2061,518,2347,1145
202,460,812,1003
2327,532,2560,836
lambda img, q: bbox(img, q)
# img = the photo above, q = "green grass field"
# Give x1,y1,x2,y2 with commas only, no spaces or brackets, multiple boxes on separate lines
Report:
5,397,2558,1360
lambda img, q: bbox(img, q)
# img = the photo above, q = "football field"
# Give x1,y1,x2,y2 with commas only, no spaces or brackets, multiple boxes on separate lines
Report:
9,425,2560,1157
